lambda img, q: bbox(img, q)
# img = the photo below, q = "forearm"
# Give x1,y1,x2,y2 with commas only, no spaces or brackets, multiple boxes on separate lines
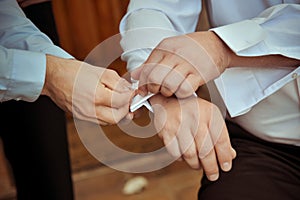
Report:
228,53,300,69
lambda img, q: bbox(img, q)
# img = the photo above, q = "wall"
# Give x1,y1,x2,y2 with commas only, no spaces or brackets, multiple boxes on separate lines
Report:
52,0,129,61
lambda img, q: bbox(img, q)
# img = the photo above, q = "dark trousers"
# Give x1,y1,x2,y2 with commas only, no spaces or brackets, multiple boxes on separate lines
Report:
198,121,300,200
0,2,73,200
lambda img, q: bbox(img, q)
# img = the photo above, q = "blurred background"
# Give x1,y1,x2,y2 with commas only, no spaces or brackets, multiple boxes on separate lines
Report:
0,0,210,199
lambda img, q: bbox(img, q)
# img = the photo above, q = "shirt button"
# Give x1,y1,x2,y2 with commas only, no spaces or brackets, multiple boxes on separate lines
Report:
292,73,298,79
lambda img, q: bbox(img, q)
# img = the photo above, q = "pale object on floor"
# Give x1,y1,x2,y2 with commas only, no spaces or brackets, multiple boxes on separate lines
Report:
122,176,149,195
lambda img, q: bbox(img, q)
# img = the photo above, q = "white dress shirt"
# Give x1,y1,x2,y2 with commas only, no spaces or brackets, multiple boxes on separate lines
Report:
120,0,300,145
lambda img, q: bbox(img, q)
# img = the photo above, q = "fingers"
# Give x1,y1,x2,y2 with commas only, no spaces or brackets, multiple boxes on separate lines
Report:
95,86,134,108
175,74,202,98
159,121,201,170
130,67,143,80
146,63,173,95
195,127,219,181
97,69,135,108
194,103,236,181
96,69,135,124
160,63,190,97
177,132,201,169
213,123,235,172
209,106,236,172
138,51,200,98
100,70,132,93
201,149,220,181
138,50,164,95
159,131,182,159
95,103,131,124
151,95,235,181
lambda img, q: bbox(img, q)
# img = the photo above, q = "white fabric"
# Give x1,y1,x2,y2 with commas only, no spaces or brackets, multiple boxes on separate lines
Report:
120,0,300,145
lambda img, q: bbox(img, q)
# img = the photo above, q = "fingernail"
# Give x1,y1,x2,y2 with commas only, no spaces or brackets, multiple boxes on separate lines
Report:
222,162,231,172
209,174,219,181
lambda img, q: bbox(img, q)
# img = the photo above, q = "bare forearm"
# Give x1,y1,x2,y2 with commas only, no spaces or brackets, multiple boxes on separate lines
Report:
229,53,300,69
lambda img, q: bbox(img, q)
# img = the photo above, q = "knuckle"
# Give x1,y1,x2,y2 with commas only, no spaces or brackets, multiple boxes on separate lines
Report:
107,69,119,77
95,92,105,104
204,167,219,176
161,130,175,142
197,123,208,134
163,80,175,91
183,149,197,159
176,85,194,98
215,133,227,146
161,88,173,97
158,38,171,49
210,103,220,113
142,65,153,74
148,85,159,94
147,75,159,85
95,109,106,123
113,98,125,108
102,69,111,77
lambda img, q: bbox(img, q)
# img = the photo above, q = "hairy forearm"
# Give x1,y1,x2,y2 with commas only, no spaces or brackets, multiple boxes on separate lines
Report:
229,52,300,69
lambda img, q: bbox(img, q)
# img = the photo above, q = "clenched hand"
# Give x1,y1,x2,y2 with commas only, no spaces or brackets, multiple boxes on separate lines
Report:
42,55,135,125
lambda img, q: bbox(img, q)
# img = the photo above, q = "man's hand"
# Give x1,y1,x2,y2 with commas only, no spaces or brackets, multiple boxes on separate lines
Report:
132,31,232,98
149,94,236,181
132,30,300,99
42,55,135,125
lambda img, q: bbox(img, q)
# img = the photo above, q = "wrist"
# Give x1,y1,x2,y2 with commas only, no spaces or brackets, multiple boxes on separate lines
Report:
209,31,233,70
41,55,52,96
41,54,61,97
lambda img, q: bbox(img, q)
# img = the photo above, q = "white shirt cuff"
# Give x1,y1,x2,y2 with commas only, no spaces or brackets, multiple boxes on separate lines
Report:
215,66,300,117
211,20,267,55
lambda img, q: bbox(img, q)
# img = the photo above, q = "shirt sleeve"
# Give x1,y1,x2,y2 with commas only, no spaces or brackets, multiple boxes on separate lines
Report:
212,4,300,117
0,0,72,59
119,0,201,72
0,0,74,102
0,45,46,102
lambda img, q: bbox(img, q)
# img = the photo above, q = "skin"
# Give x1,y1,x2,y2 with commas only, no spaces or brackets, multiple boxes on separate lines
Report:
42,55,135,125
131,31,300,180
149,94,236,181
132,31,300,98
